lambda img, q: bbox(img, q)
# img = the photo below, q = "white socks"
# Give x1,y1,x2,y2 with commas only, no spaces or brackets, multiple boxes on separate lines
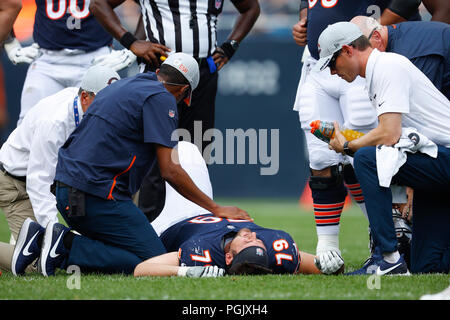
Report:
383,251,400,263
316,234,340,254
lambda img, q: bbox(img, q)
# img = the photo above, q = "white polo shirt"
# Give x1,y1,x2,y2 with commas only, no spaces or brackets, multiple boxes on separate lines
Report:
0,87,85,227
365,49,450,147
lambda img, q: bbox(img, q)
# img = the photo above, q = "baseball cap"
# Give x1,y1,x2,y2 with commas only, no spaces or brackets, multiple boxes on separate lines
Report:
228,246,272,275
313,21,363,72
80,65,120,94
162,52,200,106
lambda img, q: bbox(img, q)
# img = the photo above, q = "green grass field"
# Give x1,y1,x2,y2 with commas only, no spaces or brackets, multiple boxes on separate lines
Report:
0,198,448,301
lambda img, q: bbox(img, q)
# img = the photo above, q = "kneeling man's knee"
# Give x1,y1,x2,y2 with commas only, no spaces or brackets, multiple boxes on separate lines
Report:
353,146,376,174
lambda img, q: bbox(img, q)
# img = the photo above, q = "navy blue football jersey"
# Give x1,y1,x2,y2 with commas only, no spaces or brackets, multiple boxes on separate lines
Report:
160,214,301,274
33,0,112,51
306,0,420,60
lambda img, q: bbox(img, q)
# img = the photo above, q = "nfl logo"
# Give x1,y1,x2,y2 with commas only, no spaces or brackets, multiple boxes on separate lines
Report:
215,0,222,9
256,248,264,256
168,110,175,118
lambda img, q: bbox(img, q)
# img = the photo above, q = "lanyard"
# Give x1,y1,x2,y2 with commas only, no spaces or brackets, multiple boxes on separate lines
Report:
73,96,80,127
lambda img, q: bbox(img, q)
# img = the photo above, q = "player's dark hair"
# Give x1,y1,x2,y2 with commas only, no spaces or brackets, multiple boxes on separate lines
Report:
159,64,190,87
349,35,372,50
227,245,272,276
227,262,273,276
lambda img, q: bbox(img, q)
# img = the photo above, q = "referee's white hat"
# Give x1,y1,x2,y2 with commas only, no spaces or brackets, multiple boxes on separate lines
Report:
313,21,363,72
80,65,120,94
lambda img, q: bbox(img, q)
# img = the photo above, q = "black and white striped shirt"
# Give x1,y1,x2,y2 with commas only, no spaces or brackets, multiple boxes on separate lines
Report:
138,0,226,58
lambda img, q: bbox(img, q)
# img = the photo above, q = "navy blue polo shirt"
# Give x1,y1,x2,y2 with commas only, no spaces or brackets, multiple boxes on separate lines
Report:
55,72,179,200
386,21,450,99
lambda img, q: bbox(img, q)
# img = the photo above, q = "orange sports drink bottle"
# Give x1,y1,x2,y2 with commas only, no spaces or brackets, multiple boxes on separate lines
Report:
310,120,364,143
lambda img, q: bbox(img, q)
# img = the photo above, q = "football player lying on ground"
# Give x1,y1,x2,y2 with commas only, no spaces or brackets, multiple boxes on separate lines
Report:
10,141,343,277
134,141,344,277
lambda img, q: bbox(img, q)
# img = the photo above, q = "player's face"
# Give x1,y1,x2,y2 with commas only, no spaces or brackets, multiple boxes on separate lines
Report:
229,228,267,254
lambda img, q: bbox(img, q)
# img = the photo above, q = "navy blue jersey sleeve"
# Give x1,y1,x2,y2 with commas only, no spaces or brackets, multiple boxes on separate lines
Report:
262,230,301,274
178,237,226,268
143,92,179,148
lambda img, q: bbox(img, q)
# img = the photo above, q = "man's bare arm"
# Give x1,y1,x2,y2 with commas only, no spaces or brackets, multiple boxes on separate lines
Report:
330,113,402,154
379,0,421,25
0,0,22,43
89,0,170,66
292,7,308,47
422,0,450,23
156,145,252,221
134,251,226,277
213,0,260,70
296,251,321,274
134,252,181,277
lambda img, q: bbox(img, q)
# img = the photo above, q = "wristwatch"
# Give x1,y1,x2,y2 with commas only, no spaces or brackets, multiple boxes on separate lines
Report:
219,40,240,59
343,141,354,157
228,40,239,51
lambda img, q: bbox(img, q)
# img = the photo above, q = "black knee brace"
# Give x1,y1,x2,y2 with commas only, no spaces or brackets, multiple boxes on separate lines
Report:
309,164,344,191
343,163,358,184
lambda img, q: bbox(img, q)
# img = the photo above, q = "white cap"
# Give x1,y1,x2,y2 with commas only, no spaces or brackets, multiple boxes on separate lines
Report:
80,65,121,94
313,22,363,72
162,52,200,106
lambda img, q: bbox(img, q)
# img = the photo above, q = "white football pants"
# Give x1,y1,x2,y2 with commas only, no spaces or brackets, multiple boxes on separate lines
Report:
151,142,213,236
293,49,378,170
18,46,110,126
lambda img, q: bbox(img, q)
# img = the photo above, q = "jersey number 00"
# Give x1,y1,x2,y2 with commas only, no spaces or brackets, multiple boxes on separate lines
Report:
46,0,90,20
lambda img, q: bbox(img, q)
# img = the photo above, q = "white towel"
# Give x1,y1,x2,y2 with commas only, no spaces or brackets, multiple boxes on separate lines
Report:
376,127,438,187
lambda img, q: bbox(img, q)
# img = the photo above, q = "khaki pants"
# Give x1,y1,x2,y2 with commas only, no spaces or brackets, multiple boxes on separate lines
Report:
0,171,35,242
0,241,14,271
0,241,37,272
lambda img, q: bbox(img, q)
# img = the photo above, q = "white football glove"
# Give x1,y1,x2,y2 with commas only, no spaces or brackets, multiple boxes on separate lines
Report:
182,266,225,278
315,250,344,275
4,39,41,65
91,49,137,72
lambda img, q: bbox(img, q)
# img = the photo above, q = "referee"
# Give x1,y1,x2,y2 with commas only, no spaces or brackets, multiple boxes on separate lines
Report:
90,0,260,221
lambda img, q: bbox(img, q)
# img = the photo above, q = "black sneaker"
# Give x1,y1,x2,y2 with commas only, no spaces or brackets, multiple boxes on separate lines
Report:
375,254,410,276
11,218,44,276
39,221,70,276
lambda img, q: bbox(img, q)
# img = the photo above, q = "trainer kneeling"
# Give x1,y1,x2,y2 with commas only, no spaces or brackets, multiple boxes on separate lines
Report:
13,53,252,276
316,22,450,275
